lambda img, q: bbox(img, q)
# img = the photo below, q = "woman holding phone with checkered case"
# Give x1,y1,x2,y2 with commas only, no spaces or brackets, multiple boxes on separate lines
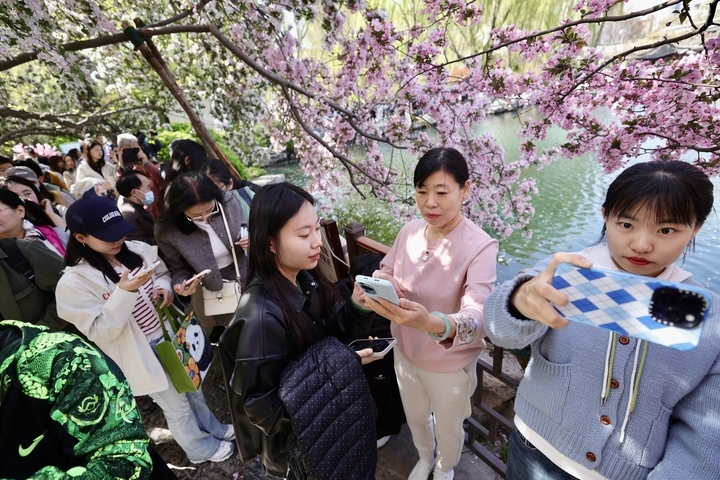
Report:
484,161,720,480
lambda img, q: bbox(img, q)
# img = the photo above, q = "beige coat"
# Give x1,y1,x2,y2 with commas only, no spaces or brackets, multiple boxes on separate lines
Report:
56,241,171,395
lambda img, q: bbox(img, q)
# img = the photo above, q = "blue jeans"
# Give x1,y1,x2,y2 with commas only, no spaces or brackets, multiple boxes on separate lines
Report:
506,430,580,480
148,339,227,462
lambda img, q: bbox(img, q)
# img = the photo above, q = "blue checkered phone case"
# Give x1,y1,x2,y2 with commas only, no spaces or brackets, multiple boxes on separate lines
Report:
551,263,711,351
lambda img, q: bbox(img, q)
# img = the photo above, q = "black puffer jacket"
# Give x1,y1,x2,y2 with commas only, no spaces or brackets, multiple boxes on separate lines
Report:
219,271,373,478
280,336,377,480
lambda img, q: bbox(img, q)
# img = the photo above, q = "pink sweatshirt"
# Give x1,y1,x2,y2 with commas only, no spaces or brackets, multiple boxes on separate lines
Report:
380,217,498,372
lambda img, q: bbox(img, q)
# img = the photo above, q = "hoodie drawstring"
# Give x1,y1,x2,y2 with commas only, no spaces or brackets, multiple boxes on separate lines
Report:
601,332,648,443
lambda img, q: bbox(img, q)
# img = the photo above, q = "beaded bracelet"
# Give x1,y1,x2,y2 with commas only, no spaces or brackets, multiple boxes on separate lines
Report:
428,312,452,341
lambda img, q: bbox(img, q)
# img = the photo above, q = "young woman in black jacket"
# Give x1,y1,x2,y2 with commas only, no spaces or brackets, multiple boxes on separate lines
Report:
219,182,376,478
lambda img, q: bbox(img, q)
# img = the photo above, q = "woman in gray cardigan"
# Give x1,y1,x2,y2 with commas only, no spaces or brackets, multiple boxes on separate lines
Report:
155,172,248,337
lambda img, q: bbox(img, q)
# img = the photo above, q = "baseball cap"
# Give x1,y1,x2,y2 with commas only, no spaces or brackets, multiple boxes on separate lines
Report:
65,194,136,241
5,166,39,183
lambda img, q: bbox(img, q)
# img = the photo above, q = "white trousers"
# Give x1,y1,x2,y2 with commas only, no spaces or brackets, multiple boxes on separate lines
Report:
394,348,478,473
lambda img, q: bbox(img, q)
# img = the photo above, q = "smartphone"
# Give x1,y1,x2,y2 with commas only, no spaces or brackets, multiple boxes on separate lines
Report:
551,263,711,351
121,147,140,165
187,269,212,284
128,260,161,280
349,338,397,357
355,275,401,305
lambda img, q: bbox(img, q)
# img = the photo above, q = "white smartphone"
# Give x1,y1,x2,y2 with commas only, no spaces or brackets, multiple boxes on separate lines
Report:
349,338,397,357
355,275,401,305
187,269,212,284
128,260,161,280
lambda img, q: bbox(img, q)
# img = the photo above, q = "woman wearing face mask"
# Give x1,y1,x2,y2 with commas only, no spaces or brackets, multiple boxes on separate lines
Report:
155,172,248,338
116,171,157,246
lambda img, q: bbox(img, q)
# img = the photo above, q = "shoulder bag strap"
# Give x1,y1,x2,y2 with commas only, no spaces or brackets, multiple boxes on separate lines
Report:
217,202,241,284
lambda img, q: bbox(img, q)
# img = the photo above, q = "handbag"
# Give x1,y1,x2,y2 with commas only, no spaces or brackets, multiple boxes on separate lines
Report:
154,305,214,393
202,202,242,316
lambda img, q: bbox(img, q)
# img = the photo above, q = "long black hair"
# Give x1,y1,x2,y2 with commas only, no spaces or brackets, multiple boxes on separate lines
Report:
85,140,106,175
0,183,54,228
64,236,143,284
161,139,207,199
247,182,338,351
157,171,223,235
599,161,714,251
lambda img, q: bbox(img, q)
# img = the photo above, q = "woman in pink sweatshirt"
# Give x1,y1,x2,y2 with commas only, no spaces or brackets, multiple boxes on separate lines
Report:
366,147,498,480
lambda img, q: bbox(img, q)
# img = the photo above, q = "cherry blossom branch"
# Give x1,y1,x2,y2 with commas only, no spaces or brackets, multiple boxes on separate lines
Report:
559,0,718,100
146,0,213,28
398,0,691,92
280,86,388,195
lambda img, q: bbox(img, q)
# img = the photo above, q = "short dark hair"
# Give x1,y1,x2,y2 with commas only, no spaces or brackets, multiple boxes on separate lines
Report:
600,161,714,246
0,155,12,166
413,147,470,189
116,171,146,198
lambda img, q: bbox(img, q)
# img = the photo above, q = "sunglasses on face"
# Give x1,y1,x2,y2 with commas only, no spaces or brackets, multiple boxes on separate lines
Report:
185,201,219,222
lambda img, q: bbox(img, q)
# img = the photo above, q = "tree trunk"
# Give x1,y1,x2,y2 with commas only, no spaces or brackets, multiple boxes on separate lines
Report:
131,21,242,179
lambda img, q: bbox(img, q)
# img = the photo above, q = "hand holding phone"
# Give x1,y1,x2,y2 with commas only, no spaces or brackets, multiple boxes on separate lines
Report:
349,338,397,357
551,263,711,350
128,260,161,280
355,275,401,305
187,269,212,284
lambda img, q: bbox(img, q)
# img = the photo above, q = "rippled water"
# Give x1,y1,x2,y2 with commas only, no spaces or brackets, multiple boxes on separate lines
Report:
266,116,720,288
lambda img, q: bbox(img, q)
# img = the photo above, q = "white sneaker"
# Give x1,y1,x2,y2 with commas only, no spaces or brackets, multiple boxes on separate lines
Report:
376,435,391,448
408,459,435,480
220,424,235,441
433,470,454,480
190,440,235,464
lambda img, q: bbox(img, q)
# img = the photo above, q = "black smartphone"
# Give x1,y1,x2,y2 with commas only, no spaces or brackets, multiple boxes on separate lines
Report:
122,147,140,165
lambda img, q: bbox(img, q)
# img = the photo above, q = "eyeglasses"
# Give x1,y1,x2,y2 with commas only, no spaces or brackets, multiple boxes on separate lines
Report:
185,201,219,222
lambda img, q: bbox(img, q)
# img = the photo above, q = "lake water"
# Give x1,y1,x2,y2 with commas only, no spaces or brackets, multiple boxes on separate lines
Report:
266,113,720,287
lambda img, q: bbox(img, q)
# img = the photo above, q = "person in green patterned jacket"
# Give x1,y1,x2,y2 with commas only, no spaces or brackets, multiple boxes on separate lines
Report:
0,320,152,479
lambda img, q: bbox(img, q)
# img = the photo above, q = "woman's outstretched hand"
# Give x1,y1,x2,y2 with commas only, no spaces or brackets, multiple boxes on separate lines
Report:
365,296,452,338
510,253,592,329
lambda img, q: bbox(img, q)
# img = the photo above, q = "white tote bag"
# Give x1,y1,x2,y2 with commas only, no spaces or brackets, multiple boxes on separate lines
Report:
202,203,241,316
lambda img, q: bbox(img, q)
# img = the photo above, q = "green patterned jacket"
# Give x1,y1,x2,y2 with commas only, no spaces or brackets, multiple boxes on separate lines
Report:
0,320,152,479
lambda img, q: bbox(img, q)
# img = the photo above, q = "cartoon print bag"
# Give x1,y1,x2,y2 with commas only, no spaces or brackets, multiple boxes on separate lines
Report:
154,305,214,393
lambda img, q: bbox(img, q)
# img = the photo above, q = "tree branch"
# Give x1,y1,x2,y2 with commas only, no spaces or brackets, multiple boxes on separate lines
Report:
0,127,74,145
280,87,389,194
398,0,694,92
0,105,160,131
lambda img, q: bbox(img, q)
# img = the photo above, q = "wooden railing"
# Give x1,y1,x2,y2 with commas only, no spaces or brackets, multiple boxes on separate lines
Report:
326,220,516,478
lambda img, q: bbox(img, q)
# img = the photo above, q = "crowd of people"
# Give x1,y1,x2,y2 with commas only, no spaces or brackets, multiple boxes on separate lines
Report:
0,135,719,480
